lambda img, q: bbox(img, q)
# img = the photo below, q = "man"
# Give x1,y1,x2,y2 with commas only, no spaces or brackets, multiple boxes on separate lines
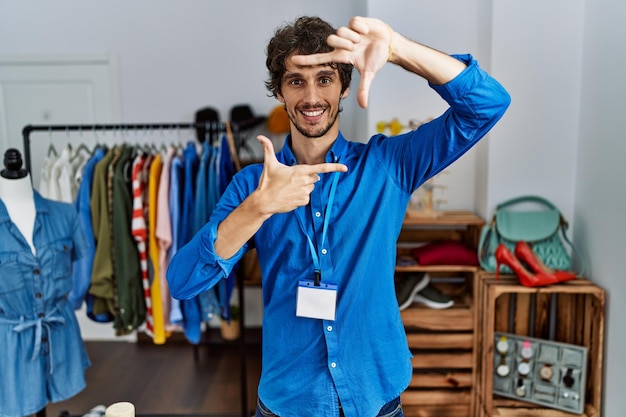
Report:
167,15,510,417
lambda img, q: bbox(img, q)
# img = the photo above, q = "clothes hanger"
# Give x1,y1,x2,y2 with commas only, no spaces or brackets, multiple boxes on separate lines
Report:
47,127,58,157
70,143,93,163
70,127,93,163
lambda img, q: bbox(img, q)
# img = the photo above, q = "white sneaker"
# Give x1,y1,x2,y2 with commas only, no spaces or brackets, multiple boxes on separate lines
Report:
414,285,454,309
396,273,430,311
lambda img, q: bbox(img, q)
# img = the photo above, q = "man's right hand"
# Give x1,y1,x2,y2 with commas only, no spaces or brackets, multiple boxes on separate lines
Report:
255,135,348,215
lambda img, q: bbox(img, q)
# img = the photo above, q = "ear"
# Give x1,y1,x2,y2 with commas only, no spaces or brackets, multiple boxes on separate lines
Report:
277,92,285,104
340,87,350,99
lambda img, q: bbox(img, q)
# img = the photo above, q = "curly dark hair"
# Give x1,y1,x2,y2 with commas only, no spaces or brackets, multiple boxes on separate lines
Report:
265,16,353,99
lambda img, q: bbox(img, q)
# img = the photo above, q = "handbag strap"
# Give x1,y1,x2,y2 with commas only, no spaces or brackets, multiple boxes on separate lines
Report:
477,223,493,270
488,195,587,277
558,222,586,277
495,195,559,212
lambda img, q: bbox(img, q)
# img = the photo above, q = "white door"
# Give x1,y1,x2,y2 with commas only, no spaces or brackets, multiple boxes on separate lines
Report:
0,53,121,186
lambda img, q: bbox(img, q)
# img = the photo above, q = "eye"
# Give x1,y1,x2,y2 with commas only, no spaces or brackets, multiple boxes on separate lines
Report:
320,77,332,85
289,79,303,86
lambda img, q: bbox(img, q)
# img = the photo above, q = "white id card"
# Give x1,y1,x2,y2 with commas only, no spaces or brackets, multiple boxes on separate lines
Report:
296,280,337,321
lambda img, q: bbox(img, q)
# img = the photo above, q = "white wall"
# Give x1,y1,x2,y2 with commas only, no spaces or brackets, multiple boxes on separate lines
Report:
576,1,626,416
368,0,484,210
0,0,362,135
487,0,585,221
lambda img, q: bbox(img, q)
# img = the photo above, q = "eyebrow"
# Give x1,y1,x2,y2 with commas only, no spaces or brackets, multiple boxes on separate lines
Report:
284,68,337,81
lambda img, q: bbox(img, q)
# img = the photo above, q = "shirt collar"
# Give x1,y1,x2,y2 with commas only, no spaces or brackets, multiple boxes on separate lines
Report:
278,132,348,165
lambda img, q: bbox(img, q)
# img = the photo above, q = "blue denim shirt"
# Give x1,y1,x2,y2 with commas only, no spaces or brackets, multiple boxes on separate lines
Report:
69,147,105,310
0,191,90,417
168,55,510,417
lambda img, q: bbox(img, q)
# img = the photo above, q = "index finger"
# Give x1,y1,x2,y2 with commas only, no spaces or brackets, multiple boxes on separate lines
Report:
291,52,336,67
303,162,348,174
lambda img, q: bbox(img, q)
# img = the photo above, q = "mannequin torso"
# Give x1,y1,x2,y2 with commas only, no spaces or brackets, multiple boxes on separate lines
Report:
0,149,36,254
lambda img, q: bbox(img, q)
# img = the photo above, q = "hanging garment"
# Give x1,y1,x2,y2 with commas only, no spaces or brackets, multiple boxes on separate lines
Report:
147,152,167,344
0,192,90,416
68,147,106,310
131,152,155,339
179,142,202,344
219,134,236,195
180,141,199,246
48,145,73,202
156,146,177,331
168,153,184,328
112,146,145,335
89,147,118,318
182,142,217,344
38,149,58,199
215,136,237,321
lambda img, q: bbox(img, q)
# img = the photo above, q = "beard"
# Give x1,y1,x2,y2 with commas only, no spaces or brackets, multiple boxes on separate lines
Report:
286,102,341,139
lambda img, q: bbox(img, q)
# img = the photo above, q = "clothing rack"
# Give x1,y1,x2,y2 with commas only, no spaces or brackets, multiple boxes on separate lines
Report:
21,122,250,417
22,121,242,174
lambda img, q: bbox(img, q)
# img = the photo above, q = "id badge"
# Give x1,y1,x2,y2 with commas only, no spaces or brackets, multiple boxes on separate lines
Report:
296,280,337,321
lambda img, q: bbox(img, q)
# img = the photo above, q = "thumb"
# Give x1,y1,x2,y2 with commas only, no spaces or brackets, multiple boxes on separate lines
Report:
357,71,375,108
257,135,279,168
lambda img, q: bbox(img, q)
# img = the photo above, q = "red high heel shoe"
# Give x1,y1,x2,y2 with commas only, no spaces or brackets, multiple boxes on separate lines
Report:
514,241,576,284
494,244,557,287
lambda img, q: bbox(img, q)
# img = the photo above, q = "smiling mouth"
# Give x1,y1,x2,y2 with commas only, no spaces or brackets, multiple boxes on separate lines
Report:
301,109,325,117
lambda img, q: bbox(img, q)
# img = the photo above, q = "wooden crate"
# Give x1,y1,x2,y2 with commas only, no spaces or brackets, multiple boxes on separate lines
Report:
474,274,605,417
397,211,484,417
399,270,479,417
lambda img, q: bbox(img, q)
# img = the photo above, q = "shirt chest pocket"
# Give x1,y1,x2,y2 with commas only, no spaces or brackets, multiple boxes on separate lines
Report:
51,239,74,297
0,252,25,295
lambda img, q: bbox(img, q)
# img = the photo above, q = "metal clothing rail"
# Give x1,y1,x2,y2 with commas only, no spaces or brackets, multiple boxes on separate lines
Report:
21,121,249,417
21,121,240,173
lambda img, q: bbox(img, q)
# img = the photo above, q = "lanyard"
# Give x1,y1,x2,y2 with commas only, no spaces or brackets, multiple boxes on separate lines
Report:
295,170,341,286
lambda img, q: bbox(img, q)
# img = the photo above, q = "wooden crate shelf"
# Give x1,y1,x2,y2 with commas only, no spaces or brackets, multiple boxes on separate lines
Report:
403,390,472,417
397,211,484,417
409,370,473,389
474,273,605,417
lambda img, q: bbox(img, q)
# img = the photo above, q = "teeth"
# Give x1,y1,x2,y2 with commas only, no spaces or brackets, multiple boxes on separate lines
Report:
303,110,323,117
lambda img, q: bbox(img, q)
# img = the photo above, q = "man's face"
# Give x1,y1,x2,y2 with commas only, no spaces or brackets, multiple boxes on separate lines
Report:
277,56,348,139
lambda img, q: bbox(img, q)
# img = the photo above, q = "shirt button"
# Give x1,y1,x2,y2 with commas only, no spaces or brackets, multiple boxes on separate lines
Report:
33,268,40,275
35,293,42,299
315,211,321,217
38,313,45,318
321,248,328,255
327,325,333,332
331,362,337,368
41,337,48,343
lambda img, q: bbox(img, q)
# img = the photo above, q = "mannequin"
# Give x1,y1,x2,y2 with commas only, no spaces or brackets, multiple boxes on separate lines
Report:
0,148,36,254
0,147,90,417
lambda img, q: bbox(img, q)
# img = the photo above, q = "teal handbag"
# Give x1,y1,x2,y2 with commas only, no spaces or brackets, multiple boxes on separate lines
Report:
478,195,584,275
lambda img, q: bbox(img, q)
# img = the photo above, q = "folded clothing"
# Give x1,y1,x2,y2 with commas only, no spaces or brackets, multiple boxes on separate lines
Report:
411,240,479,266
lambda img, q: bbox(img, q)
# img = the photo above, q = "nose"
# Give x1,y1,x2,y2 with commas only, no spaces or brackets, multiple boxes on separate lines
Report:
301,83,322,105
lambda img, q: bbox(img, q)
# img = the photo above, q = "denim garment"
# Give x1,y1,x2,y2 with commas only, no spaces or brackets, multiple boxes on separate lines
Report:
183,142,212,343
0,191,90,417
69,147,105,310
218,134,236,195
181,141,199,246
169,155,185,326
168,55,511,417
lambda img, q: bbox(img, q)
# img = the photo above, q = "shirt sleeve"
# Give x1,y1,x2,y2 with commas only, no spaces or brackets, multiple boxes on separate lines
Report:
166,170,254,300
70,203,89,263
373,53,511,194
